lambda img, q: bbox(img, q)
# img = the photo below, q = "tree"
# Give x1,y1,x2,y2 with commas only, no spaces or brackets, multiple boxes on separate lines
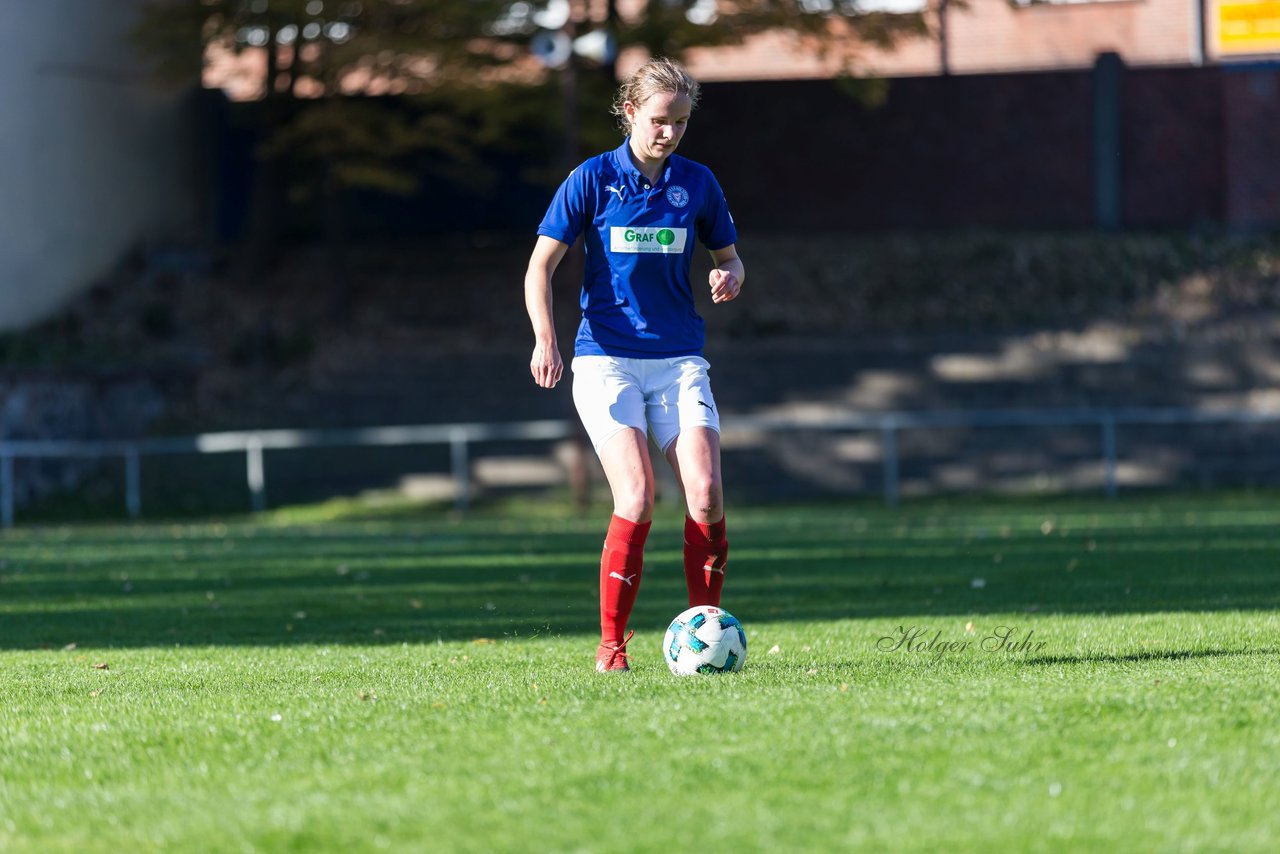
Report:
132,1,928,282
615,0,927,69
545,1,930,169
135,1,537,296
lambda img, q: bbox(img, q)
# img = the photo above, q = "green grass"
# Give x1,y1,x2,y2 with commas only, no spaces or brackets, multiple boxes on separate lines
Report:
2,494,1278,852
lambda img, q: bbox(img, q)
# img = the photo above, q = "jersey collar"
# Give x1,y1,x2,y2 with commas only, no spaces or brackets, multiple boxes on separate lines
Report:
614,137,673,189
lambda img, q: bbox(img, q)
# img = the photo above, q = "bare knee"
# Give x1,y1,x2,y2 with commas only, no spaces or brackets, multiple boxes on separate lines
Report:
612,479,655,523
684,476,723,524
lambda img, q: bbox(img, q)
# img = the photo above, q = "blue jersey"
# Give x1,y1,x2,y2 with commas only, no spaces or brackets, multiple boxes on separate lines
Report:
537,138,737,359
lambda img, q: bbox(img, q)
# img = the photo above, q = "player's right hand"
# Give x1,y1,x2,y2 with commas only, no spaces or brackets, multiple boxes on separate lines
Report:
530,342,563,388
709,268,740,303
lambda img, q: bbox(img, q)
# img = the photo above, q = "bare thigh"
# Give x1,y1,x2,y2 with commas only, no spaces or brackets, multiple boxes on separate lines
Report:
664,426,724,524
598,427,656,523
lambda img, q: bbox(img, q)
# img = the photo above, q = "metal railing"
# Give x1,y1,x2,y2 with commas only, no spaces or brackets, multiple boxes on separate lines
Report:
3,406,1280,527
0,420,571,528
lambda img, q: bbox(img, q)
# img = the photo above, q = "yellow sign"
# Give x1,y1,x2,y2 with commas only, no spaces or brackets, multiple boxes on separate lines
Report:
1219,0,1280,54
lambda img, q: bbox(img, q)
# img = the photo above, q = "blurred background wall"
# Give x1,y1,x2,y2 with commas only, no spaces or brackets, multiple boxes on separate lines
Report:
207,62,1280,239
0,0,199,332
3,0,1280,518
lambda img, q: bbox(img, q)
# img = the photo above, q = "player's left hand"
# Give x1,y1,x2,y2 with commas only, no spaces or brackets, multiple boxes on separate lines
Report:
709,269,740,303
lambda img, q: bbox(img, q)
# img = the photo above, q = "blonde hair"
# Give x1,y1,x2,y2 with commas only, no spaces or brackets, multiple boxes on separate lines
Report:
611,57,701,134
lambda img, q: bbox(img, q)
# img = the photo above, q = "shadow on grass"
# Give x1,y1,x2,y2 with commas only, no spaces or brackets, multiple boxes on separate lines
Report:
3,500,1280,650
1023,647,1280,666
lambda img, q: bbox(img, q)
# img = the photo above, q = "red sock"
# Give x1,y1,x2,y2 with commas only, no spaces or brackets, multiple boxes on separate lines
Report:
600,514,651,645
684,515,728,607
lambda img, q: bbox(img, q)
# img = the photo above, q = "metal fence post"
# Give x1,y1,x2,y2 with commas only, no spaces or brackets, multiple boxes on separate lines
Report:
125,447,141,519
450,428,470,513
1,450,13,529
246,436,267,512
881,417,900,508
1101,414,1118,498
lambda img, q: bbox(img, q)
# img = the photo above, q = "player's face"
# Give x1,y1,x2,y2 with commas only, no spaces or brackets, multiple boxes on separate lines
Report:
625,91,692,163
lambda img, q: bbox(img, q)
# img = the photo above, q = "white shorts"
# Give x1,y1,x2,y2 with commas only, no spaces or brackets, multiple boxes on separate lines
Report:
571,355,720,454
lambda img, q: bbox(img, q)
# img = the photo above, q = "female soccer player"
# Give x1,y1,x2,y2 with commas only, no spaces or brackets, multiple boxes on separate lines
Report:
524,57,744,672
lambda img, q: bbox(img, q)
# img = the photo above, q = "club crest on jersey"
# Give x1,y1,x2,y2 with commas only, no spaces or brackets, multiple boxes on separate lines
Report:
666,185,690,209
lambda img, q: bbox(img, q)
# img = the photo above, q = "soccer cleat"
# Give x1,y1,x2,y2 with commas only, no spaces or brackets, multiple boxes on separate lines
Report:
595,630,635,673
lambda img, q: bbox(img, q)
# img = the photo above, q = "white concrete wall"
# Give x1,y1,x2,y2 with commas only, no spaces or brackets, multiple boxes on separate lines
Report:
0,0,195,332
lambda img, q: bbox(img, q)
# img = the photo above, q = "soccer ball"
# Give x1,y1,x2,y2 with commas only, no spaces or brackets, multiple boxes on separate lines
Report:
663,605,747,676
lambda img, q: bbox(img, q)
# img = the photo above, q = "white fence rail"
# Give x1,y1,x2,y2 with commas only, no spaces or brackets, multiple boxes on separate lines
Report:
0,420,572,528
3,407,1280,527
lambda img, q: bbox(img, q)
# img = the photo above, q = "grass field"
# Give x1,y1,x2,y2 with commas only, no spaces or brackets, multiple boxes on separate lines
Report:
2,493,1278,852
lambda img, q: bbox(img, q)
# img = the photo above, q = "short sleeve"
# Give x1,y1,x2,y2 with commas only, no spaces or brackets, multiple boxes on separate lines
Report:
537,166,591,246
697,172,737,251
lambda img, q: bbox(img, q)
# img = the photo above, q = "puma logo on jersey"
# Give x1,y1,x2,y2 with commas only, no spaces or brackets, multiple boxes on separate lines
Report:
697,400,715,412
605,185,624,199
608,571,636,586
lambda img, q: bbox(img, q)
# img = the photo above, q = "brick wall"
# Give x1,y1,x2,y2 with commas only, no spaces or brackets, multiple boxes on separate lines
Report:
679,62,1280,232
1222,66,1280,228
205,63,1280,237
945,0,1198,74
675,0,1200,82
680,72,1096,230
1121,67,1224,226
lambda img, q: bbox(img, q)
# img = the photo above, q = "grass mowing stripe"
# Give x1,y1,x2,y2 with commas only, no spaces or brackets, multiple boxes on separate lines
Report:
2,495,1279,851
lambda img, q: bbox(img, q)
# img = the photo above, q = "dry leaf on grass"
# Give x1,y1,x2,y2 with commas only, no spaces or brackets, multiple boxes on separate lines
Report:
92,663,109,670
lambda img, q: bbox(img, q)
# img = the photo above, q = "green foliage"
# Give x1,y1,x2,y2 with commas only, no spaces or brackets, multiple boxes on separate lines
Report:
130,0,213,85
130,1,931,199
134,0,519,92
257,98,444,196
1,496,1279,850
133,1,529,203
623,0,927,67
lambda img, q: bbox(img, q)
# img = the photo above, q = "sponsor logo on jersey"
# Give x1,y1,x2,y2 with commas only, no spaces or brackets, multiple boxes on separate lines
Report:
610,226,688,254
666,185,690,208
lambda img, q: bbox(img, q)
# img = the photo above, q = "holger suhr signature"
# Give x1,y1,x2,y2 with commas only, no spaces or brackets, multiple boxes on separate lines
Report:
877,625,1047,657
